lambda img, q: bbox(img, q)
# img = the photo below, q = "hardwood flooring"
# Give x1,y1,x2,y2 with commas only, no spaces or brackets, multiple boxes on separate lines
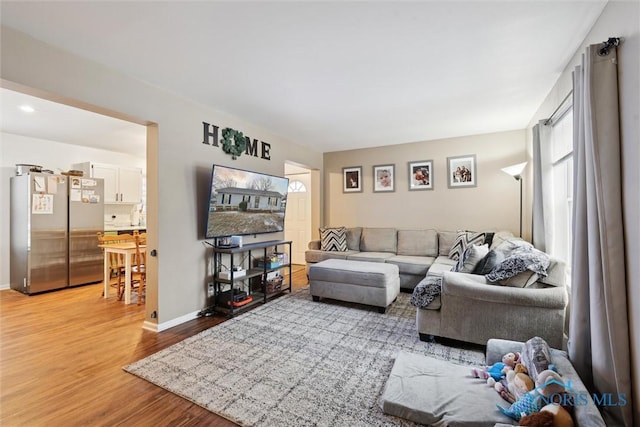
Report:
0,266,309,426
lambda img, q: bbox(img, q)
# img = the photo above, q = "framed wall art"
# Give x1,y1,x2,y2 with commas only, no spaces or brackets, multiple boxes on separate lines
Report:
408,160,433,191
447,154,477,188
373,164,395,192
343,166,362,193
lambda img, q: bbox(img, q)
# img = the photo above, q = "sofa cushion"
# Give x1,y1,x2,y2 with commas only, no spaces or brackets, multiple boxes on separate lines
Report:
347,252,395,263
490,231,516,250
346,227,362,251
397,229,438,257
386,255,434,276
320,227,347,251
427,256,457,277
499,271,539,288
438,231,458,256
305,249,360,263
453,244,489,273
538,258,566,287
360,228,397,253
449,231,486,260
380,351,515,426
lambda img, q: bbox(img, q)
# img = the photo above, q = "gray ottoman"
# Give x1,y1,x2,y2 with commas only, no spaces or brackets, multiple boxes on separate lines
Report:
308,259,400,313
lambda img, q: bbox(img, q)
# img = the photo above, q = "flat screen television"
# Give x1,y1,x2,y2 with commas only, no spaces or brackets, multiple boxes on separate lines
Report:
205,164,289,239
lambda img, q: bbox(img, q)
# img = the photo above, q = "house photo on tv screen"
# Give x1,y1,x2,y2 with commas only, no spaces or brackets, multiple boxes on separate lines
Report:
205,165,289,239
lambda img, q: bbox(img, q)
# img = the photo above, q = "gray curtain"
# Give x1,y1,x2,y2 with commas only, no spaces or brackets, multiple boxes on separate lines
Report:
568,43,633,425
531,121,553,252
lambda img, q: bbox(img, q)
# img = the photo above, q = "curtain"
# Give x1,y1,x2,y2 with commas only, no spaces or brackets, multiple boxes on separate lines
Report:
568,43,633,425
531,121,553,251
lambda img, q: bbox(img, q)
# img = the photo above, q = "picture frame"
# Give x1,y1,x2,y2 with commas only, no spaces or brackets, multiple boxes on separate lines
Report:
447,154,477,188
343,166,363,193
373,164,395,192
408,160,433,191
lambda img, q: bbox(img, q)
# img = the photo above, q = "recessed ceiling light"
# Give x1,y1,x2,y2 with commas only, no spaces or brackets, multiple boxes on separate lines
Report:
19,105,35,113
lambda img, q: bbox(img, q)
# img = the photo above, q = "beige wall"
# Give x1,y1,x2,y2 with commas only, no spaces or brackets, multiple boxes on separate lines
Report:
323,129,527,235
526,1,640,423
1,26,323,329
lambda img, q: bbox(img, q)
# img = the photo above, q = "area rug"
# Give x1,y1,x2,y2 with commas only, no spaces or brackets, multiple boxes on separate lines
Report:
124,288,485,426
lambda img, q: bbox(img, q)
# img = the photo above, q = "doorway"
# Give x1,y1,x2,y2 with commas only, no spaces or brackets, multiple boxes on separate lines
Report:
284,163,313,265
0,84,155,323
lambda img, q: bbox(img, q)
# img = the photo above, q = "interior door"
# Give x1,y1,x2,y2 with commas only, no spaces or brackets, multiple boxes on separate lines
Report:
284,173,311,265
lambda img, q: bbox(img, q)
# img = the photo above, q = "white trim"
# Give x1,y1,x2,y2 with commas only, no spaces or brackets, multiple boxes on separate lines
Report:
0,284,10,291
154,309,201,332
142,320,158,332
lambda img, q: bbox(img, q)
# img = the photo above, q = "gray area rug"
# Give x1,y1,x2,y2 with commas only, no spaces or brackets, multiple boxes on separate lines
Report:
124,287,485,426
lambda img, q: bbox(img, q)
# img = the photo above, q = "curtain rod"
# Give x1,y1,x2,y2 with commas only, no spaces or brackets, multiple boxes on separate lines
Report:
544,90,573,125
598,37,621,56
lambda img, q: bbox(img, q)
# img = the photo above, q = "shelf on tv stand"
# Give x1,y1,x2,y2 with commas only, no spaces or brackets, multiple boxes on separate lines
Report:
208,239,292,317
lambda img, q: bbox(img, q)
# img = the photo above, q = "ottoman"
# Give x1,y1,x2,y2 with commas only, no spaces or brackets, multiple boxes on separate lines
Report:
308,259,400,313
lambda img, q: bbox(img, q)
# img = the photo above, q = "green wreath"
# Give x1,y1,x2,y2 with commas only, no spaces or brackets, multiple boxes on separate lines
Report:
221,127,246,159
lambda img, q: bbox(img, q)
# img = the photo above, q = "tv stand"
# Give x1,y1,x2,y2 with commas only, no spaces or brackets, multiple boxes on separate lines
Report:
207,239,292,317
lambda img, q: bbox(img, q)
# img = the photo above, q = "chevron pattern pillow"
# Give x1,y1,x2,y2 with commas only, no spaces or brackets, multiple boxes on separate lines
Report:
320,227,348,251
448,231,486,260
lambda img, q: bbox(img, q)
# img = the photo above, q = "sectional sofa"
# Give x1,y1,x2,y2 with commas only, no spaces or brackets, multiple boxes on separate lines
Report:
305,227,568,348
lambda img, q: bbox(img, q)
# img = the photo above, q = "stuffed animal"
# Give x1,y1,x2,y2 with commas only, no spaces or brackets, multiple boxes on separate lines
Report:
519,403,574,427
497,369,568,421
471,352,522,383
471,362,506,382
495,368,535,403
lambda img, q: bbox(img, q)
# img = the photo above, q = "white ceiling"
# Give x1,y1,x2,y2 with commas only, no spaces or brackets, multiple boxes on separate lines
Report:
0,88,147,158
0,1,607,154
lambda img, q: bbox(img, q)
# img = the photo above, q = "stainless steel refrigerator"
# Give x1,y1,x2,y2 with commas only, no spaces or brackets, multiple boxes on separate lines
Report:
10,173,104,294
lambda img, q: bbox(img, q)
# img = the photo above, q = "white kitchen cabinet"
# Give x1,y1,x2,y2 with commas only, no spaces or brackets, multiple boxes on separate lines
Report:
73,162,142,204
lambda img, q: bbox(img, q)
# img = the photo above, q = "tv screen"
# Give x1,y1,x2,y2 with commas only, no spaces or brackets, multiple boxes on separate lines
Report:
205,165,289,239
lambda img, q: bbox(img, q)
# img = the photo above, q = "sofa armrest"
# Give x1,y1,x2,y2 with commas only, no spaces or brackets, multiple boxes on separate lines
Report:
442,272,568,309
308,240,321,250
486,338,525,365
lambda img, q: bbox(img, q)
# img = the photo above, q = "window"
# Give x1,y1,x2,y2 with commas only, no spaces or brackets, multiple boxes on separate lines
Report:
288,180,306,193
549,108,573,277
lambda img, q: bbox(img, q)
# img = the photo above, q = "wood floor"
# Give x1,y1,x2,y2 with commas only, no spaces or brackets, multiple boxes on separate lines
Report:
0,266,309,426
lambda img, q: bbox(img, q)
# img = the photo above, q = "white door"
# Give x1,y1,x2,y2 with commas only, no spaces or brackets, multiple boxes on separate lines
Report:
284,173,311,265
118,166,143,203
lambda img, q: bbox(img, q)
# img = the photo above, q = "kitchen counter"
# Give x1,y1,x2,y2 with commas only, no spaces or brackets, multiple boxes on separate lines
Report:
104,225,147,232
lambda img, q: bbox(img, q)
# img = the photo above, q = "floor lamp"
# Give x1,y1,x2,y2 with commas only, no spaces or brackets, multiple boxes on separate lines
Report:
501,162,527,237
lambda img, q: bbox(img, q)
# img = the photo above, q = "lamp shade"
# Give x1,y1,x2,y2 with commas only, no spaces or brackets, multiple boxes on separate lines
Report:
501,162,527,179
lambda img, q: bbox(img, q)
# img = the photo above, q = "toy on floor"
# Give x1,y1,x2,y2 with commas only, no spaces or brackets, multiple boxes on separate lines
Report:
471,351,522,383
495,366,535,403
519,403,574,427
497,369,567,421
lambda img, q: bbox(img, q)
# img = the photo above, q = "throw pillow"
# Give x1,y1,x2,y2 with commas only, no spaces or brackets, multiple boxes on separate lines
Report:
453,244,489,273
449,231,486,261
320,227,347,251
471,249,505,275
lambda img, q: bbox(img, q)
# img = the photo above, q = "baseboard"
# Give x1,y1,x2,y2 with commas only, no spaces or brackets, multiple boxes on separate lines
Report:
0,284,10,291
154,309,201,332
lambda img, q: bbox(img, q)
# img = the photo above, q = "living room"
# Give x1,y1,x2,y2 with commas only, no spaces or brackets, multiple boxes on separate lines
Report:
1,1,638,425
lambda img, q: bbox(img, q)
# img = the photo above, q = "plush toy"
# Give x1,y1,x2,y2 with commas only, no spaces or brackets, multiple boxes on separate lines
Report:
495,368,535,403
497,369,567,421
471,362,506,382
519,403,574,427
471,352,522,383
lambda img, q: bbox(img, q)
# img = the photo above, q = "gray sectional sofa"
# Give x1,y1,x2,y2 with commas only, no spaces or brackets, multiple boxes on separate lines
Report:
306,227,439,290
305,227,568,349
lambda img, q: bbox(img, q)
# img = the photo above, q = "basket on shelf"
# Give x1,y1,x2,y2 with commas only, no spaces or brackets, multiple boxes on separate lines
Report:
265,275,284,293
